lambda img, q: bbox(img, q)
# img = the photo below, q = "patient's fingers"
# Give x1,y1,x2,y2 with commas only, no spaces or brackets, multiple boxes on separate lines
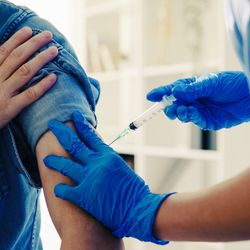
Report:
0,27,33,65
6,46,58,93
0,30,53,81
10,73,57,116
0,28,57,129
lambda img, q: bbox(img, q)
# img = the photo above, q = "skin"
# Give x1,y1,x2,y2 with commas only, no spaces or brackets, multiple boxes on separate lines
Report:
154,168,250,242
36,123,124,250
0,26,58,129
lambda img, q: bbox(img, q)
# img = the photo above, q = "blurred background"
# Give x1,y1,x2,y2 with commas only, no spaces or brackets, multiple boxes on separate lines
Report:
11,0,250,250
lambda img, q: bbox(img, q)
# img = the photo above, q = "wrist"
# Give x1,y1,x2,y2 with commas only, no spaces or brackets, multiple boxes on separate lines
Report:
113,192,175,245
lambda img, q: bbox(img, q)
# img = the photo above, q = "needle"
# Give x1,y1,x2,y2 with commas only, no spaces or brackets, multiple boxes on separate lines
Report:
109,128,131,146
109,95,176,146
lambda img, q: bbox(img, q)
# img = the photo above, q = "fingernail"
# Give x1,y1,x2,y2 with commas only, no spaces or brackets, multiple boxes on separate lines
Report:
22,26,32,36
48,46,58,56
146,93,152,99
147,89,156,96
42,31,53,40
48,73,56,82
54,189,60,198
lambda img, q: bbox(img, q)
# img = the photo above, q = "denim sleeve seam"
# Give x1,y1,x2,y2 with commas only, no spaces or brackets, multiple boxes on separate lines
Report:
30,191,40,250
32,29,77,75
0,8,35,44
7,125,38,188
31,28,97,111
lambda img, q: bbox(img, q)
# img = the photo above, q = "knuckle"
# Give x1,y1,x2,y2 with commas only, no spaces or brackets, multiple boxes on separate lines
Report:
0,45,9,56
25,87,38,101
30,34,45,47
60,163,68,175
84,131,93,142
18,64,31,76
11,48,23,59
71,141,84,155
68,161,75,171
36,52,49,65
31,35,41,44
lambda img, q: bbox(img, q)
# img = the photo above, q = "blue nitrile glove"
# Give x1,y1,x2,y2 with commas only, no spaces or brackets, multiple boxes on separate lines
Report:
147,71,250,130
43,111,175,244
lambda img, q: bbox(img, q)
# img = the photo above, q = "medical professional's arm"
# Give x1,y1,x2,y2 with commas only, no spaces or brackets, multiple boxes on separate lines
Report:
36,122,124,250
154,168,250,241
43,113,250,244
0,27,57,128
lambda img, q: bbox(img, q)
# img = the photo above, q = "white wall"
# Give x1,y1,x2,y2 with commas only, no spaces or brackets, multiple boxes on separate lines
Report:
11,0,74,44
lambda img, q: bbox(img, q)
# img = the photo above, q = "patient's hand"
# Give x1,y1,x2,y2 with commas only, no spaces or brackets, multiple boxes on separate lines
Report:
0,27,57,129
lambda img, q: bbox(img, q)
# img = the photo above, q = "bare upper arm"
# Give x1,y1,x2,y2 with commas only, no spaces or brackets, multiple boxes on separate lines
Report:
35,122,124,250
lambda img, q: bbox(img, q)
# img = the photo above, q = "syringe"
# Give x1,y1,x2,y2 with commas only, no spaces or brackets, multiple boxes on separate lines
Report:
109,95,176,145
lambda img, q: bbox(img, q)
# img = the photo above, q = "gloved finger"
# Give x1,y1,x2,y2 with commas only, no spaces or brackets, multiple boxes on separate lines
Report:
146,84,173,102
72,111,112,152
44,155,85,184
54,183,79,204
48,119,93,164
187,106,208,129
164,103,178,120
176,105,190,123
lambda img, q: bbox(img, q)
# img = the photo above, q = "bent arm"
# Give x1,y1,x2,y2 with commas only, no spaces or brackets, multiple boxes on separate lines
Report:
154,168,250,242
36,122,124,250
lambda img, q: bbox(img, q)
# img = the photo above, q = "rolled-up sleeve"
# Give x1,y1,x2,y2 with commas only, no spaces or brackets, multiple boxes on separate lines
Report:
18,68,98,152
12,45,100,187
0,1,100,187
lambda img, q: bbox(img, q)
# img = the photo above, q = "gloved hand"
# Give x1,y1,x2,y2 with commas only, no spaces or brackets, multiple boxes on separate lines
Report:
44,111,174,244
147,71,250,130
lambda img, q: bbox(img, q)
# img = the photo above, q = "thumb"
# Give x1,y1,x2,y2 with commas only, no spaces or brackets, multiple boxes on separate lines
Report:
173,74,216,102
54,183,78,204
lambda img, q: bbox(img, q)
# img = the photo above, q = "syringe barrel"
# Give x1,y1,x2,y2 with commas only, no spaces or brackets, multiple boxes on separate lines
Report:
129,95,175,130
129,102,164,129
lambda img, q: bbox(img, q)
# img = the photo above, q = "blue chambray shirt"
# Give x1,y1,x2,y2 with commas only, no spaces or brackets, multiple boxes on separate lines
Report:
0,1,100,249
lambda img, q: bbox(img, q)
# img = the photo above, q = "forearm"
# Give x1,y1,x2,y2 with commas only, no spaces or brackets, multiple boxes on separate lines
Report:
154,168,250,242
36,122,124,250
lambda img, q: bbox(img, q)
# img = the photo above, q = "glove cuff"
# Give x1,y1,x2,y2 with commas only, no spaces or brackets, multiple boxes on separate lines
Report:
113,192,176,245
